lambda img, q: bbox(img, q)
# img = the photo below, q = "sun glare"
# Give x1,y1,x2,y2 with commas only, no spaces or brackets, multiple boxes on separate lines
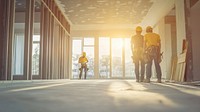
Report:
112,38,123,58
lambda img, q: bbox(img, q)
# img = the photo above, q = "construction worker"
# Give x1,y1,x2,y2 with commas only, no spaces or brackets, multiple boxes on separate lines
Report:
131,26,145,82
144,26,162,83
78,52,88,79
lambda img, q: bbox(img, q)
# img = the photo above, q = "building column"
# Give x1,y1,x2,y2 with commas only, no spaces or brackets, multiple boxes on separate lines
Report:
175,0,187,54
94,36,99,79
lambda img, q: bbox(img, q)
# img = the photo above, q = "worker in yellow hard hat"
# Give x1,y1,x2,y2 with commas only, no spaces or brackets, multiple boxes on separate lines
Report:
78,52,88,79
131,26,145,82
144,26,162,83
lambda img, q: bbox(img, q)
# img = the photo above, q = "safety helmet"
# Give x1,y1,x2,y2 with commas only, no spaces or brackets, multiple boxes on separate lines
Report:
82,52,86,56
136,26,142,32
146,26,153,33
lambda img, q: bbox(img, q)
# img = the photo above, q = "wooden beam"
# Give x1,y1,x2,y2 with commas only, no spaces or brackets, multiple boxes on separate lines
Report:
28,0,35,80
23,0,35,80
184,0,193,81
0,0,7,80
41,7,49,79
39,2,44,79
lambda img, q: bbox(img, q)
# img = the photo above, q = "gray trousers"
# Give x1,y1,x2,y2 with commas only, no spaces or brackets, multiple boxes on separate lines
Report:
79,64,87,79
146,46,162,80
134,59,145,80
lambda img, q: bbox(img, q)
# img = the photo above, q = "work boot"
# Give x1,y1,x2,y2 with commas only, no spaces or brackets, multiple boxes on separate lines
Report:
157,79,161,83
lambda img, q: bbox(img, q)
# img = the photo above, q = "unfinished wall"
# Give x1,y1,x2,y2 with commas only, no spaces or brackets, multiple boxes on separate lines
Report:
191,0,200,81
175,0,186,54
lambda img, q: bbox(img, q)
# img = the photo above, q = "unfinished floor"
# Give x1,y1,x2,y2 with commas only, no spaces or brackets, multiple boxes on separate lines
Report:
0,80,200,112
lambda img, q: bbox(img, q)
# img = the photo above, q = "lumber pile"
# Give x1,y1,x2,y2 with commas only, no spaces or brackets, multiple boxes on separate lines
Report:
170,40,187,82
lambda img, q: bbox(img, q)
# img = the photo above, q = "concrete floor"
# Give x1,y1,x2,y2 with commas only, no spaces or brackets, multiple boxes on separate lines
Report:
0,80,200,112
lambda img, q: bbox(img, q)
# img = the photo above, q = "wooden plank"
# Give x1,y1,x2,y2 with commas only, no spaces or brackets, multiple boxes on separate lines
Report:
173,39,187,82
172,52,187,82
178,52,187,63
181,63,186,81
174,62,180,81
170,56,177,80
178,64,182,81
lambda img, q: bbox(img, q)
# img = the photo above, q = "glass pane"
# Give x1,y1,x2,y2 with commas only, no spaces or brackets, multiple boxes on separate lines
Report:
83,47,94,78
111,38,123,77
72,40,82,78
13,0,27,75
13,34,24,75
32,42,40,75
32,0,41,76
99,37,110,78
33,35,40,41
125,38,135,78
84,38,94,46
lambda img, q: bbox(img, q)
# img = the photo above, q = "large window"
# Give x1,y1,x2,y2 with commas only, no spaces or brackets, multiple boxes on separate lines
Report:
32,35,40,75
13,0,27,75
99,37,110,78
71,37,95,79
125,38,134,78
72,37,135,79
111,38,123,78
13,34,24,75
83,38,95,78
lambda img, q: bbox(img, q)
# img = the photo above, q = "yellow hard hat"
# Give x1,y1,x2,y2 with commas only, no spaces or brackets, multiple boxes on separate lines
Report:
146,26,153,32
82,52,86,56
136,26,142,32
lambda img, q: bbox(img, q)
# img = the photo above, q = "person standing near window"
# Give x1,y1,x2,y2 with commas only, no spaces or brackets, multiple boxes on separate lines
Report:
131,26,145,82
78,52,88,79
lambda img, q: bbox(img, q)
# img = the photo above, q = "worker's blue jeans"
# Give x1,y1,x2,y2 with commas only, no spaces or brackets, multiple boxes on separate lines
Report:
146,47,162,80
134,59,145,81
